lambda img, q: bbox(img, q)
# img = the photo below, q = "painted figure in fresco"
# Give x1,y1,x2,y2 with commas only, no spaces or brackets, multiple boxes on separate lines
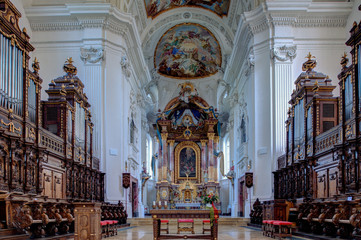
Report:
146,0,230,18
155,24,221,79
179,147,196,178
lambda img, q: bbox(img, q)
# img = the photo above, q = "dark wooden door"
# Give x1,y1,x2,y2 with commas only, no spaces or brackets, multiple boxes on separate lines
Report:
239,180,244,217
132,182,138,217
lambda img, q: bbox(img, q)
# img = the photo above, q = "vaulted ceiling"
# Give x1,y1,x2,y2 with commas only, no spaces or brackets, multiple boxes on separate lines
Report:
129,0,251,83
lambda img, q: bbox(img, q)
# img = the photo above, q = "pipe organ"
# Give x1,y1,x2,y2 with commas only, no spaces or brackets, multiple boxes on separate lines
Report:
0,33,24,116
0,0,108,238
272,20,361,238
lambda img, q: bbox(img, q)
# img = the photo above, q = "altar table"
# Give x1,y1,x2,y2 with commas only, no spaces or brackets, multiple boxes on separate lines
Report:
150,209,218,240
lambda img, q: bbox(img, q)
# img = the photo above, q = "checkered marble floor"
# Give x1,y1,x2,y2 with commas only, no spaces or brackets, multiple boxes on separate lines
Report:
108,224,312,240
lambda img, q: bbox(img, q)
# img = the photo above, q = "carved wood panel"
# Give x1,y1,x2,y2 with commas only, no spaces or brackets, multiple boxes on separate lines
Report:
317,170,327,199
328,168,338,197
42,168,64,199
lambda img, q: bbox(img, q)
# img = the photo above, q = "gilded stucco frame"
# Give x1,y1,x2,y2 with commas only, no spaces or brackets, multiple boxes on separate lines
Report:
174,141,201,183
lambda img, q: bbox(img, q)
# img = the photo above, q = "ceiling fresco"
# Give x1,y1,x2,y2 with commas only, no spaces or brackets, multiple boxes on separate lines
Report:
154,23,222,79
144,0,231,18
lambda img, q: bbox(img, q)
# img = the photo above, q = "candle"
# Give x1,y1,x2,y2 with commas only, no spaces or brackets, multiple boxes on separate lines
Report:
165,201,167,205
153,201,155,206
159,201,161,206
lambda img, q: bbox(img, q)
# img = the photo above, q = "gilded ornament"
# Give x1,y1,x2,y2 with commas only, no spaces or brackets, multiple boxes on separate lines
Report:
302,52,317,72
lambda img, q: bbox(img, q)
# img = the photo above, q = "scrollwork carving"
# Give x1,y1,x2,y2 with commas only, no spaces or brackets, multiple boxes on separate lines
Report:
80,47,104,64
271,45,297,63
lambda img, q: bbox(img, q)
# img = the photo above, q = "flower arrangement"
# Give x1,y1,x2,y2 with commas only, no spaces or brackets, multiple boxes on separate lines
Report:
202,193,219,204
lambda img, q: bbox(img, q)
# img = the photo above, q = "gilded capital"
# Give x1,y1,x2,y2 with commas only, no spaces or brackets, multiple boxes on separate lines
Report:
208,133,215,140
214,136,219,144
200,140,208,147
161,133,168,140
168,140,175,146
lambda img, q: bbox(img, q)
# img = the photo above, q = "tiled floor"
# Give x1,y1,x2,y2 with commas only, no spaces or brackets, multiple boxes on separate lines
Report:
108,225,311,240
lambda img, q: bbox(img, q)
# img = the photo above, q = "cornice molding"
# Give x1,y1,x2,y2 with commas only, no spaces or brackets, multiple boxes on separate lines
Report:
243,1,353,35
26,3,152,99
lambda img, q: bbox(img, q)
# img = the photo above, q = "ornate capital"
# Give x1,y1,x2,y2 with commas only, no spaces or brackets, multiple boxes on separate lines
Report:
161,133,168,141
120,55,131,78
214,136,219,144
271,45,297,63
208,133,215,141
80,47,104,64
200,140,208,147
167,140,175,147
248,48,255,67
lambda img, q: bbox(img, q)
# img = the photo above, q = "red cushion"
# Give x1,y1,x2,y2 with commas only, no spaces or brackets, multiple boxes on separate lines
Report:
277,221,292,226
203,220,211,223
262,220,268,224
106,220,113,224
178,219,194,223
100,221,108,226
112,220,118,224
161,220,169,223
268,220,275,224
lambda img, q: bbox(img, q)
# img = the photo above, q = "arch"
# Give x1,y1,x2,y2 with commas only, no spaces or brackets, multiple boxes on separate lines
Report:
164,95,210,112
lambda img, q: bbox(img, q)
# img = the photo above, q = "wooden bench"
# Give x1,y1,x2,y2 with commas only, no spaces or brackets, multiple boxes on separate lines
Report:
177,219,194,234
273,221,292,239
101,220,118,238
160,219,169,234
202,219,211,234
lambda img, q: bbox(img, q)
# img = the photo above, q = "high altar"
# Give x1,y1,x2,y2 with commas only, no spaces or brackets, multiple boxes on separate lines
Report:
153,82,221,209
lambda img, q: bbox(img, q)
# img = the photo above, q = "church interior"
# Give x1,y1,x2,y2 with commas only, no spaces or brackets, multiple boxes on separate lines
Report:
0,0,361,239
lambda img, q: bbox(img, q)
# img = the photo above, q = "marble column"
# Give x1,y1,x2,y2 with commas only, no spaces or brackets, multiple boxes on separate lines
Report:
214,136,219,182
271,45,296,156
161,133,168,182
168,140,175,182
80,46,104,160
200,140,207,180
157,139,162,182
208,133,215,182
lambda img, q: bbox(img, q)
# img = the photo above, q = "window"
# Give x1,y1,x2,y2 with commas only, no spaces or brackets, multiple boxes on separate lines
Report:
240,117,246,143
345,75,353,121
130,118,135,144
146,136,153,178
223,136,230,176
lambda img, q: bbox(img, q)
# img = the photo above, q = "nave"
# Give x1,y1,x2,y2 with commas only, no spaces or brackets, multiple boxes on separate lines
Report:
111,224,310,240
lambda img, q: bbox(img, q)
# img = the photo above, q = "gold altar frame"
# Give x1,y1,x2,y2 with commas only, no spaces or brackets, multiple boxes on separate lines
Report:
174,141,201,183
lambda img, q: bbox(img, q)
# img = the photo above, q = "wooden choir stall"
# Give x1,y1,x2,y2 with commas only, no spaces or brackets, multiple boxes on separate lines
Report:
268,19,361,239
0,0,127,239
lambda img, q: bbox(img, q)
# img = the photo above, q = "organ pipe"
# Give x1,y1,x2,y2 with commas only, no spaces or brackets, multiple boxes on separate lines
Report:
0,33,24,116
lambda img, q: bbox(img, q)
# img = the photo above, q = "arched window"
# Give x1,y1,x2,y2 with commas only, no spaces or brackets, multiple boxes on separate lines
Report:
223,135,231,176
240,116,246,143
146,136,153,178
130,118,135,144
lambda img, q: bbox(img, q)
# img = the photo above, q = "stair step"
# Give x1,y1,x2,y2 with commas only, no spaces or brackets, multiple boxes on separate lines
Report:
0,229,25,237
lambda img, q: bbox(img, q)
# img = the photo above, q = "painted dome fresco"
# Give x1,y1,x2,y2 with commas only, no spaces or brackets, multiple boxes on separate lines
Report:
145,0,231,18
155,23,222,79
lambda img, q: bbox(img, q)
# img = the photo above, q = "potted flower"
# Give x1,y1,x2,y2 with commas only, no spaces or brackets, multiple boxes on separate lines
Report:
201,193,219,227
202,193,219,207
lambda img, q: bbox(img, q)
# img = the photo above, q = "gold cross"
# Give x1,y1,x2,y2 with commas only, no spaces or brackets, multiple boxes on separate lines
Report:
66,57,74,64
305,52,315,60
